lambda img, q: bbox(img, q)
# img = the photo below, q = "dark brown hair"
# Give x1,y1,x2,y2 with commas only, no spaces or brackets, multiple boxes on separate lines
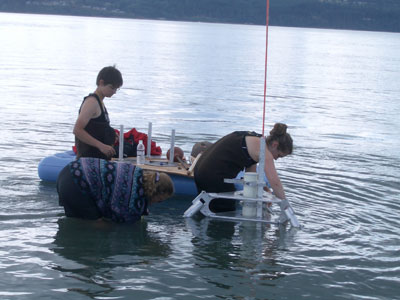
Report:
266,123,293,154
96,65,123,87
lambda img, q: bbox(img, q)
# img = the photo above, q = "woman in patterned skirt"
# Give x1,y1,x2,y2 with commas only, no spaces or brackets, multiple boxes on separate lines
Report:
57,157,174,223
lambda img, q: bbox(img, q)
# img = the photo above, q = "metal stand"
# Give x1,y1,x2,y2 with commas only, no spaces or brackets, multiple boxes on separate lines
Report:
183,190,300,227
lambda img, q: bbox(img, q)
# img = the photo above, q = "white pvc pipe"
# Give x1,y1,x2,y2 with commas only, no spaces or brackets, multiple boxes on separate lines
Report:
119,124,124,161
257,136,266,218
147,122,152,157
169,129,175,164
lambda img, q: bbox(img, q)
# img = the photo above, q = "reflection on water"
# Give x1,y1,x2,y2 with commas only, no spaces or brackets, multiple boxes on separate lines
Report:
0,12,400,300
53,218,171,264
51,218,171,298
184,216,302,298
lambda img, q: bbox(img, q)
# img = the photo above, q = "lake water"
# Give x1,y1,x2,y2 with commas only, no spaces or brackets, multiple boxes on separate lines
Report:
0,12,399,300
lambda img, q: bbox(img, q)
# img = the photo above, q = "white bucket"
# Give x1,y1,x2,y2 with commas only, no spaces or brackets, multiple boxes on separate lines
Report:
242,172,258,217
243,172,258,198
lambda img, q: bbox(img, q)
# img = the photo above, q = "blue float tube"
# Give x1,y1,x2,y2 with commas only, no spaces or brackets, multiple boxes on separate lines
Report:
38,150,76,182
38,151,198,196
168,173,198,196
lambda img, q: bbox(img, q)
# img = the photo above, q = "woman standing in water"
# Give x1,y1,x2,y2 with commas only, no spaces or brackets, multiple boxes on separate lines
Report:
74,66,123,160
194,123,293,212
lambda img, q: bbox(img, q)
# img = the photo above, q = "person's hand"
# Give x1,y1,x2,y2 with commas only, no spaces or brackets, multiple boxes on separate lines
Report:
263,186,271,193
99,144,116,158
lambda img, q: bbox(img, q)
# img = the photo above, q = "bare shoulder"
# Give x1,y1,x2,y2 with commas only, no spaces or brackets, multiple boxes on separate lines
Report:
246,135,260,145
80,96,101,117
245,135,261,161
82,95,100,108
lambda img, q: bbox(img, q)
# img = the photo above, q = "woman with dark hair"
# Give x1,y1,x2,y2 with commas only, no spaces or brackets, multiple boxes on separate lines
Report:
74,66,123,160
194,123,293,212
57,157,174,223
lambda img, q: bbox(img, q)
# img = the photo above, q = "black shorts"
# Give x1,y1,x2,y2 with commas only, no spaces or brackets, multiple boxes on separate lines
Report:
56,164,102,220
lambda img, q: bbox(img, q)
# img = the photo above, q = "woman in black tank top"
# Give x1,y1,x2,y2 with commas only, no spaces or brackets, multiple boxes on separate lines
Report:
73,66,123,160
75,93,116,159
194,123,293,212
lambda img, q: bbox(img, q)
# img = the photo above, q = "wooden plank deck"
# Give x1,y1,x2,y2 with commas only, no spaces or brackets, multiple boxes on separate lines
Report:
113,157,194,178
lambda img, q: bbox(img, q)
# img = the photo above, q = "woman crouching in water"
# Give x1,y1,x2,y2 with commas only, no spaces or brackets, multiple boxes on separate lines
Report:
57,157,174,223
194,123,293,212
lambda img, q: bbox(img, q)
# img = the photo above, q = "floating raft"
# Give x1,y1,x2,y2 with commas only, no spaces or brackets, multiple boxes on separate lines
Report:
38,151,197,196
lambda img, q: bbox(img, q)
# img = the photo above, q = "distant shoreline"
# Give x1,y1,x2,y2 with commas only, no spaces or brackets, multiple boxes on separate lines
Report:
1,0,400,34
1,10,399,34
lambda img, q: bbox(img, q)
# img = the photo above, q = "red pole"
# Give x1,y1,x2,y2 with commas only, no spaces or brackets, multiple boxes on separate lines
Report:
262,0,270,136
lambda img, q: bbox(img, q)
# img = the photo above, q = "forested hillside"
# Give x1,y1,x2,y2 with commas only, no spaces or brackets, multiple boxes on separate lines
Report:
1,0,399,32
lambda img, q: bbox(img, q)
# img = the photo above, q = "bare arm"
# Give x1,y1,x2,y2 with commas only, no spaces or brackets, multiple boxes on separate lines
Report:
263,152,286,200
73,97,116,157
246,136,284,197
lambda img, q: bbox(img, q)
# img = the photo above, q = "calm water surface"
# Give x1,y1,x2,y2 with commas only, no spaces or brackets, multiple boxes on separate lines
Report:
0,12,399,300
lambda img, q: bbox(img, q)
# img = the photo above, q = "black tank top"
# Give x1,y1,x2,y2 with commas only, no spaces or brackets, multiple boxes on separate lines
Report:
194,131,261,193
75,93,116,160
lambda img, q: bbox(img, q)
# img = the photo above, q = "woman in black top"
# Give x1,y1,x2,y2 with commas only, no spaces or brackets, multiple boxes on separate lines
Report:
73,66,123,160
194,123,293,212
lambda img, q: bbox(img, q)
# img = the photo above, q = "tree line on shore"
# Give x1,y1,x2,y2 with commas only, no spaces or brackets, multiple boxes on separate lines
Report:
1,0,399,32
